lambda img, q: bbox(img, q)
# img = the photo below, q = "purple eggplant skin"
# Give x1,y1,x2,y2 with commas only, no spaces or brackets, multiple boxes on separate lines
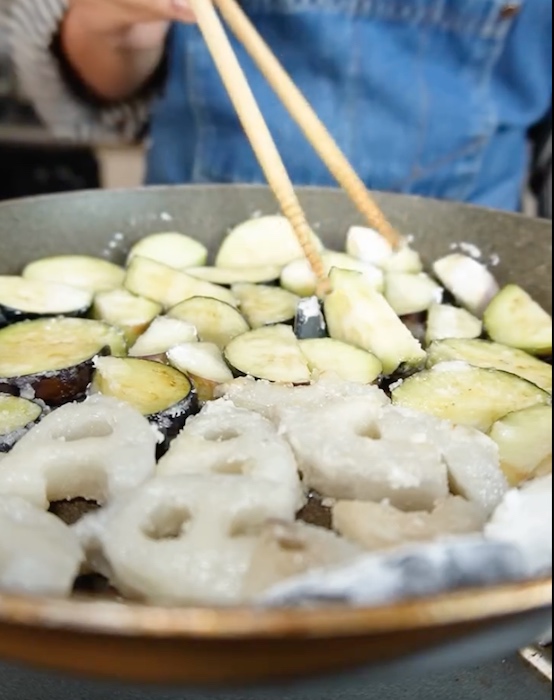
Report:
0,302,92,326
0,357,95,407
149,387,200,459
0,396,44,453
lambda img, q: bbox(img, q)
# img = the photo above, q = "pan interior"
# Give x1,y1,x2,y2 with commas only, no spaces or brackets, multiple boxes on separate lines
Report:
0,186,551,311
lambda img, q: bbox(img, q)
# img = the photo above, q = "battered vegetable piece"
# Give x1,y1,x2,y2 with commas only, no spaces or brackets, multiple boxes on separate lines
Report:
74,475,298,605
332,497,487,551
242,520,362,597
0,495,84,597
279,396,450,511
485,474,552,577
0,396,157,509
158,399,303,516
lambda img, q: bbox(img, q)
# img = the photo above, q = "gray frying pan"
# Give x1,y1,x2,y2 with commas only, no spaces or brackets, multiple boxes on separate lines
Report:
0,185,551,689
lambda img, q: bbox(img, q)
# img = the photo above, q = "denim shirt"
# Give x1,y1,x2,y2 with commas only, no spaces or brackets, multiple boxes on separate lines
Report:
145,0,552,212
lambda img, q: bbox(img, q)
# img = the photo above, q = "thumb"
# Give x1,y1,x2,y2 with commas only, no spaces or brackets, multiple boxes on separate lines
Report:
171,0,197,23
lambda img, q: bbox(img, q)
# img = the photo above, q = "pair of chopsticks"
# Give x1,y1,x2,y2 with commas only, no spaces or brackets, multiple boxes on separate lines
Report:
184,0,402,295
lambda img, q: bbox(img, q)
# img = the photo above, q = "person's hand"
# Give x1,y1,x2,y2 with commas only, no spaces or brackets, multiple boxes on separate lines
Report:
64,0,196,52
61,0,197,100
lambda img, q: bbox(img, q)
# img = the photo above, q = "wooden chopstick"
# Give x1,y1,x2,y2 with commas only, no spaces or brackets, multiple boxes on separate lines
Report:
214,0,402,250
185,0,330,295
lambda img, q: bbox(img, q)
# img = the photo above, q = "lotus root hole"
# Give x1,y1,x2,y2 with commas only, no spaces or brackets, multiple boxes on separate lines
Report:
214,459,251,476
356,421,382,441
276,534,307,552
47,467,109,505
142,504,192,541
203,428,241,442
229,514,265,539
52,418,114,442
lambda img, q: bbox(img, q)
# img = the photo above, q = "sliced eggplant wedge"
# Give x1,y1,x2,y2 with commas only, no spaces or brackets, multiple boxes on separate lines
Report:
488,405,552,486
300,338,382,384
392,363,549,432
0,318,127,404
127,232,208,270
129,317,198,360
92,356,199,450
232,283,299,329
216,215,323,268
425,304,483,345
0,394,43,452
433,254,499,316
426,338,552,394
384,272,443,316
168,296,249,349
92,289,162,345
324,271,426,375
186,265,281,286
224,325,311,384
294,297,327,340
280,252,384,298
0,277,92,323
23,256,125,293
484,284,552,356
124,256,236,309
168,342,234,401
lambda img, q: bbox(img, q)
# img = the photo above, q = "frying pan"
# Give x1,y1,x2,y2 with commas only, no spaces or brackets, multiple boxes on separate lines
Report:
0,185,551,689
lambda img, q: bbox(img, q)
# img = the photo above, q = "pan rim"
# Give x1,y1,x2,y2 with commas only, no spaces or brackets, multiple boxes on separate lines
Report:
0,185,551,643
0,183,552,230
0,578,550,640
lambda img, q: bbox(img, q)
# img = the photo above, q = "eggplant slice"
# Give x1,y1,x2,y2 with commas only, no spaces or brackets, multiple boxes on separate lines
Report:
224,325,311,384
300,338,382,384
23,255,125,294
0,318,127,404
0,277,92,323
488,405,552,486
92,356,199,451
484,284,552,356
125,256,236,309
92,289,162,345
187,265,282,286
168,296,249,349
426,338,552,394
232,283,299,329
392,364,550,432
324,270,426,374
168,343,233,402
127,232,208,270
0,394,43,452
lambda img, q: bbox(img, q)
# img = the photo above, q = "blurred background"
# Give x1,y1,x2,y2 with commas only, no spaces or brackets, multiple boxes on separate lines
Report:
0,0,143,200
0,0,550,214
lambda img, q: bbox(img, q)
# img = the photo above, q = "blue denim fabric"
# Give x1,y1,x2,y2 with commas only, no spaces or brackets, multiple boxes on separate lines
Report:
146,0,552,211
